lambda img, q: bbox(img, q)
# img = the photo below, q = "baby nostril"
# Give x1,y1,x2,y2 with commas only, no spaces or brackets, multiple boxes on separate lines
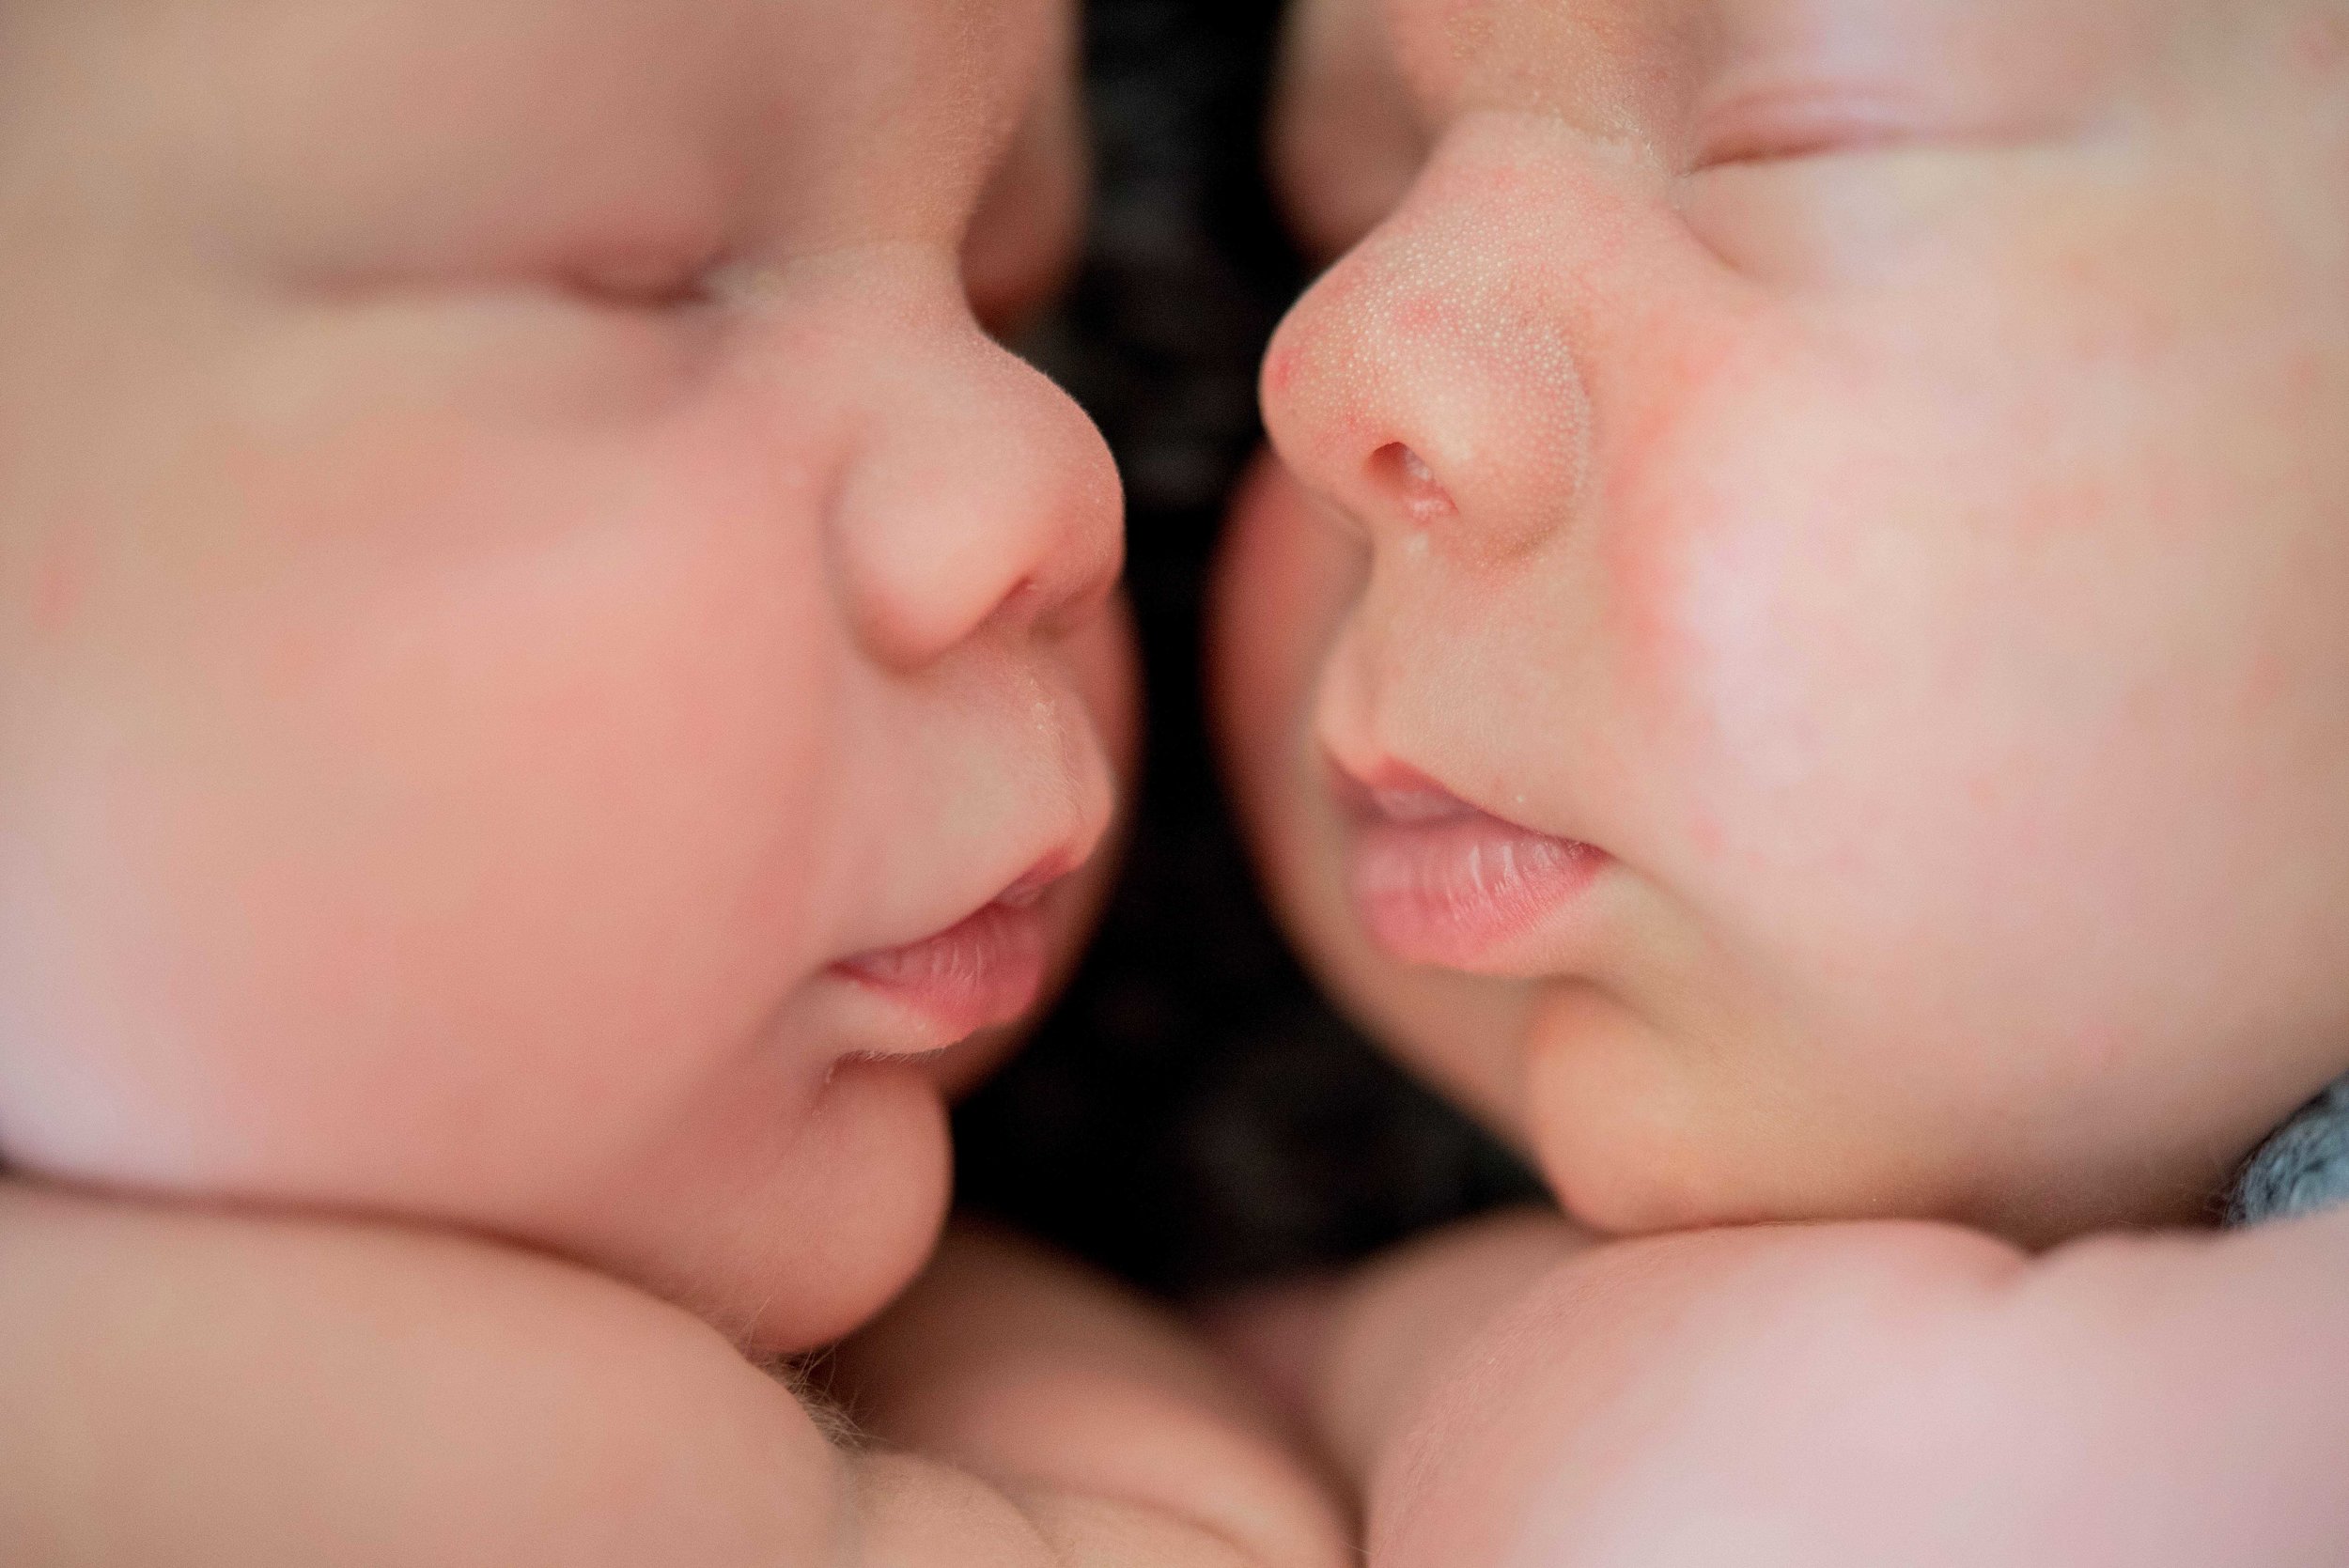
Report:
1371,442,1457,523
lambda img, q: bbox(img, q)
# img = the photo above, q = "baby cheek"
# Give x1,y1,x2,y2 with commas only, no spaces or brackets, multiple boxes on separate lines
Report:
1592,348,2014,909
28,410,846,1199
1595,357,1851,862
23,535,92,643
1596,349,2194,1030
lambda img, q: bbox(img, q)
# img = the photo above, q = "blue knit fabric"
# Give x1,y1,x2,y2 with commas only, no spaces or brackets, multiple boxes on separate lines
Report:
2228,1075,2349,1226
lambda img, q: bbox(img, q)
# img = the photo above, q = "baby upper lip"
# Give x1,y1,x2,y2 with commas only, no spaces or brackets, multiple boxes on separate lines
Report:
850,848,1079,962
1333,755,1521,832
846,685,1117,969
993,852,1075,910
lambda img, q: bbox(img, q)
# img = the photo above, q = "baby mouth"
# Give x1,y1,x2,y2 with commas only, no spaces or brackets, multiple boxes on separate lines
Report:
832,865,1062,1048
1339,765,1604,969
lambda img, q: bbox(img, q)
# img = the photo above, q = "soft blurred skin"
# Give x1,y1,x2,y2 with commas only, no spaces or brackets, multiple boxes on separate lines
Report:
1220,0,2349,1246
0,0,1135,1355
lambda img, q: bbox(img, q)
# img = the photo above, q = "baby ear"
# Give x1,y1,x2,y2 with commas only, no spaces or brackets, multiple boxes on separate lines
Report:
1270,0,1432,263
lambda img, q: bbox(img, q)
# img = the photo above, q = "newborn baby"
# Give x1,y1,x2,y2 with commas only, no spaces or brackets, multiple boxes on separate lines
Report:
1216,0,2349,1559
0,1,1347,1561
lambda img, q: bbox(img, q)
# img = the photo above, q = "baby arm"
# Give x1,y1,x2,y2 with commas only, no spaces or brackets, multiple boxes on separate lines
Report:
829,1221,1353,1568
1287,1207,2349,1567
0,1185,1346,1568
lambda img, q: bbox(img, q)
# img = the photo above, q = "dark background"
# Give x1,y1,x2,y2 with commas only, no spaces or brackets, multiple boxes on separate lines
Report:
953,0,1541,1300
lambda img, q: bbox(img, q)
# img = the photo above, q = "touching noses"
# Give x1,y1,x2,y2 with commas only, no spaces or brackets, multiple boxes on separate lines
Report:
835,318,1125,671
1258,131,1602,565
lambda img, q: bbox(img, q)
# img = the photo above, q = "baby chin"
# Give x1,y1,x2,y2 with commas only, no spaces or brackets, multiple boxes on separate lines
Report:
551,1050,956,1357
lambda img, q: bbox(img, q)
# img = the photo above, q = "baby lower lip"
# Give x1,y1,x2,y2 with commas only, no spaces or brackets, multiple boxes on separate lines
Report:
834,899,1050,1046
1349,808,1602,968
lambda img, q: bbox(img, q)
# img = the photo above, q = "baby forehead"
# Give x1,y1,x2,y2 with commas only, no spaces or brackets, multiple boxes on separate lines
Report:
384,0,1049,117
1381,0,2171,132
3,0,1071,261
29,0,1057,179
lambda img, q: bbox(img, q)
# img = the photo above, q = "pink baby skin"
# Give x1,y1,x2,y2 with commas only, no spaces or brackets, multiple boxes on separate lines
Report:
1214,0,2349,1560
0,2,1354,1563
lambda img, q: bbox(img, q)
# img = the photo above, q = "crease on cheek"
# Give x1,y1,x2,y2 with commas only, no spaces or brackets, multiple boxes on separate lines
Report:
1599,407,1720,749
1594,313,1803,767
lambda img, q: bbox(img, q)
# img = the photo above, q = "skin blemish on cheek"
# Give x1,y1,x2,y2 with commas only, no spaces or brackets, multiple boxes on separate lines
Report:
1687,809,1726,862
2009,474,2115,548
1601,506,1703,719
27,535,93,640
2241,648,2290,718
2291,11,2349,78
2283,349,2326,411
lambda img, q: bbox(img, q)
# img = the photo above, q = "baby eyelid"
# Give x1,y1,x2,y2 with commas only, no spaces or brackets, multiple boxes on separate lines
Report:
1687,86,1932,170
559,251,726,310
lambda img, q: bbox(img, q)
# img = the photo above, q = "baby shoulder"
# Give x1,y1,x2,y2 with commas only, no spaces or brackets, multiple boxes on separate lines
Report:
1374,1215,2349,1568
0,1182,848,1568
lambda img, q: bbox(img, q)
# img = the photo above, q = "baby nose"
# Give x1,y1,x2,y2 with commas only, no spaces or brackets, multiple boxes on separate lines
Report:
1259,157,1594,564
835,326,1124,671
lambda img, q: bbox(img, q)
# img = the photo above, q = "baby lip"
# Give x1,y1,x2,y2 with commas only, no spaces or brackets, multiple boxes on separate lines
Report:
1369,783,1476,824
994,853,1075,910
832,858,1070,1048
1335,759,1605,969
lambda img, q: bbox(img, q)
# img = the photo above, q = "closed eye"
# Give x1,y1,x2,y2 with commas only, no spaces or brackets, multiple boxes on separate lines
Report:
1688,85,1937,171
559,252,724,313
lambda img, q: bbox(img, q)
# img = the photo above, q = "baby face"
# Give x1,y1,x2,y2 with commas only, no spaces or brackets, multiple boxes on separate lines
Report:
0,0,1128,1350
1221,0,2349,1242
